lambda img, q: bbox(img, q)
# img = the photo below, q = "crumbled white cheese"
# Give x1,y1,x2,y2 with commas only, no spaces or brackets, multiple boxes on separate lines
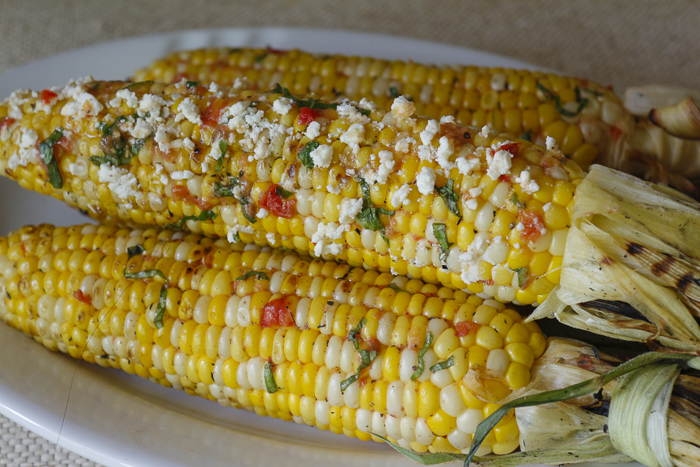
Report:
412,239,431,267
7,127,40,170
486,150,513,180
337,102,368,122
327,184,341,195
516,222,525,231
232,78,249,90
465,199,478,210
435,136,454,170
175,98,202,125
459,233,491,283
257,208,269,219
358,98,377,111
183,138,195,151
395,137,415,153
310,144,334,168
416,167,436,196
209,140,223,160
456,156,480,176
305,121,321,140
365,150,395,185
420,119,440,146
391,184,412,207
97,163,140,207
266,232,276,244
170,170,194,180
468,187,483,198
116,89,138,108
339,123,364,153
480,125,490,137
131,119,153,139
440,115,456,124
154,127,172,152
272,97,292,116
338,198,363,224
543,202,552,212
515,169,540,194
60,91,104,118
390,96,415,119
546,136,557,151
209,82,220,93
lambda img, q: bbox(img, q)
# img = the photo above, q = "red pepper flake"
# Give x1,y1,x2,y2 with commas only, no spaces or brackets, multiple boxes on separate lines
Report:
259,184,296,218
73,290,92,304
0,117,16,131
498,142,521,154
40,89,58,105
297,107,321,126
455,321,481,337
261,297,295,328
518,209,546,244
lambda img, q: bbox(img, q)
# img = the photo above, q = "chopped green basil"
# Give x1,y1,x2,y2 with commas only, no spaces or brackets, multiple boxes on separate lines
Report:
430,355,454,373
386,284,404,293
433,223,451,263
436,179,461,219
275,185,293,199
236,270,270,281
98,115,128,136
519,129,532,142
229,232,241,243
124,81,152,90
186,80,199,88
263,361,278,394
165,210,217,229
298,140,319,169
355,177,394,237
213,179,257,223
410,332,434,381
39,128,64,189
537,81,589,118
254,53,267,64
512,267,529,288
511,192,523,208
215,140,228,173
388,86,399,98
341,317,379,392
270,84,371,116
127,244,145,260
122,268,168,328
130,138,146,157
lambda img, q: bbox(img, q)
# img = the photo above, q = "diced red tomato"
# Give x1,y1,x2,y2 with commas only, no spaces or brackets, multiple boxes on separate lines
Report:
40,89,58,105
259,184,296,218
455,321,481,337
0,117,16,131
498,142,521,154
73,290,92,304
297,107,321,126
261,297,295,328
518,209,546,244
498,174,513,183
201,100,227,128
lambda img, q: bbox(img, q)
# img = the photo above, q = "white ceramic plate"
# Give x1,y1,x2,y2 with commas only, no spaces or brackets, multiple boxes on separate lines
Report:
0,28,637,467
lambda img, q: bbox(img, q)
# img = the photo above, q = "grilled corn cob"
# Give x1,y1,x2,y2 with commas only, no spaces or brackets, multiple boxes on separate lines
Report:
133,47,700,194
0,78,584,306
0,223,547,456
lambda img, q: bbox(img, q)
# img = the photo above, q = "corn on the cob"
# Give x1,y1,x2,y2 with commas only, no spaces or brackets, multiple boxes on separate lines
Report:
133,47,620,173
0,223,547,456
133,47,700,194
0,78,585,306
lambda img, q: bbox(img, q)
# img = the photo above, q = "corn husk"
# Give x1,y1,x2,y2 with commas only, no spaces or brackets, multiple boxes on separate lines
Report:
624,85,700,118
378,338,700,466
647,98,700,140
529,164,700,354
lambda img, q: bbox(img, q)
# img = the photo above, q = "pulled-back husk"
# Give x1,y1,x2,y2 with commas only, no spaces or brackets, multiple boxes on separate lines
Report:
529,164,700,354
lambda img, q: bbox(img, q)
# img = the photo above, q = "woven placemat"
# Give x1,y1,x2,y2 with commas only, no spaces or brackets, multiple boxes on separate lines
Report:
0,1,698,465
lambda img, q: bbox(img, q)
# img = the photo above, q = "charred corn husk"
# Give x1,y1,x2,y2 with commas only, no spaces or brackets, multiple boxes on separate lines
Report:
529,165,700,354
133,47,620,173
0,78,589,306
0,223,548,456
134,47,700,194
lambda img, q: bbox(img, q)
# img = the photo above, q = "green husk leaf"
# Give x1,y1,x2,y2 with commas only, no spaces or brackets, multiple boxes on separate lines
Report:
465,351,693,466
609,363,681,467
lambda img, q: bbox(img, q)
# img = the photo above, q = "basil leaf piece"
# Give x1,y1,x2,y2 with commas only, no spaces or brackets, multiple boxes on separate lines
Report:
512,267,529,288
127,244,145,260
430,355,454,373
122,267,169,329
236,270,270,281
215,140,228,173
263,362,278,394
511,192,523,208
165,210,217,229
355,177,395,235
275,185,293,199
229,232,241,243
433,223,451,263
388,86,399,98
270,84,370,116
537,81,589,118
519,129,532,142
39,128,64,189
298,140,318,169
341,317,379,392
98,115,127,136
186,81,199,88
386,284,404,293
213,179,238,198
124,81,152,90
436,179,461,219
410,332,434,381
130,138,145,157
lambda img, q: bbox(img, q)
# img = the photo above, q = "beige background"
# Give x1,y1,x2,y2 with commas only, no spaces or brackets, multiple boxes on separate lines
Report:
0,0,697,465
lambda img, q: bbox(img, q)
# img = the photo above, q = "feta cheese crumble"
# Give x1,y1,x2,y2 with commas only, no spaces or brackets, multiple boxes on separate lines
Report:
416,167,436,196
